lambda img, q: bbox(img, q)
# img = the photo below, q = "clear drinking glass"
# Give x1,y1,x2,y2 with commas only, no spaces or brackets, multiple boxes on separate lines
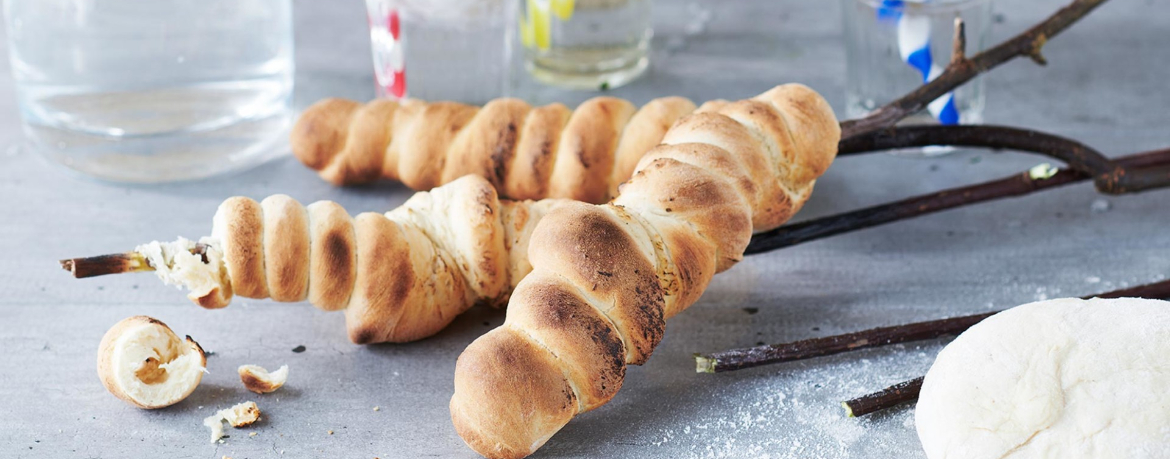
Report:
517,0,652,90
365,0,509,104
842,0,991,153
3,0,294,183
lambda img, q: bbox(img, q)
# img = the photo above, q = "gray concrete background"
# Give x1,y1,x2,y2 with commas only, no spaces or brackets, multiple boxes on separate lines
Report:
1,0,1168,458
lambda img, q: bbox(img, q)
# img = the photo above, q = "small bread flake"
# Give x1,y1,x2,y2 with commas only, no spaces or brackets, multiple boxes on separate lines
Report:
249,432,258,437
239,364,289,394
203,401,261,443
373,406,380,411
327,430,334,435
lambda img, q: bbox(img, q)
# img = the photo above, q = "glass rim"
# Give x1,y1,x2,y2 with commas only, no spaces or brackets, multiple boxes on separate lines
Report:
852,0,991,13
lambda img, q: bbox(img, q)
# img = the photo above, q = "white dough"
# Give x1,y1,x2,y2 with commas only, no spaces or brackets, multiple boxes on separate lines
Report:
916,297,1170,459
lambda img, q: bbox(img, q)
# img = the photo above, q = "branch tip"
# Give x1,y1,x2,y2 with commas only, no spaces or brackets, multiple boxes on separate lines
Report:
694,354,717,374
950,17,967,65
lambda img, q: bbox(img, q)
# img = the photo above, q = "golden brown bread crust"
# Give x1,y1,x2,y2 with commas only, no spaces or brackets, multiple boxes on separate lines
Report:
451,84,840,458
451,326,577,459
213,197,268,299
290,95,696,203
504,271,626,411
261,195,310,302
546,97,635,203
526,202,665,365
610,96,697,197
442,98,531,188
345,213,414,344
289,98,361,173
505,104,571,200
175,176,567,344
305,201,357,311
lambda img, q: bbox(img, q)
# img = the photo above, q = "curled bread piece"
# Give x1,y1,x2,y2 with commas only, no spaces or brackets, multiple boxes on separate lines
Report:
450,84,840,458
238,364,288,394
137,175,568,344
291,95,697,203
203,401,261,443
97,316,206,409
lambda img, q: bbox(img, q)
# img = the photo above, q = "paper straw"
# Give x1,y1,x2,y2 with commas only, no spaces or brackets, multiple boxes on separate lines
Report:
878,0,959,125
368,3,406,99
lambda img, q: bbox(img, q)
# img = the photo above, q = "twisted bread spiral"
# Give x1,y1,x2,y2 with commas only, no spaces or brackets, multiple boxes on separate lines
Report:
145,175,566,344
291,95,697,203
449,84,840,458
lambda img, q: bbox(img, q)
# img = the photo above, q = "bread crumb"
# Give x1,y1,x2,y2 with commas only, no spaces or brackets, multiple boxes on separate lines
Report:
249,432,258,437
203,401,261,443
327,430,334,435
238,364,289,394
373,406,380,411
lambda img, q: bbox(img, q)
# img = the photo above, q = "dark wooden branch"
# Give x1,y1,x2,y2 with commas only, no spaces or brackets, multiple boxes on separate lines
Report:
695,313,992,374
746,141,1170,256
695,278,1170,374
842,377,924,418
841,125,1120,186
838,0,1110,139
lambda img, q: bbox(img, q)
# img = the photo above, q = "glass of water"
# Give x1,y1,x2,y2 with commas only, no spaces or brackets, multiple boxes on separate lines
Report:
365,0,508,104
3,0,294,183
517,0,652,90
842,0,991,153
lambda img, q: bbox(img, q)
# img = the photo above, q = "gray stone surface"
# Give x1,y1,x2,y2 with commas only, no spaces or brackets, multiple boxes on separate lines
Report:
2,0,1168,458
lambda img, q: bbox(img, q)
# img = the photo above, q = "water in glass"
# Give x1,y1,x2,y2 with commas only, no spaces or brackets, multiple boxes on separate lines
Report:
4,0,294,182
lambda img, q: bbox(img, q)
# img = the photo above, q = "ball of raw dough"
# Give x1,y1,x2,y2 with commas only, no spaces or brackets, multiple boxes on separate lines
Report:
916,297,1170,459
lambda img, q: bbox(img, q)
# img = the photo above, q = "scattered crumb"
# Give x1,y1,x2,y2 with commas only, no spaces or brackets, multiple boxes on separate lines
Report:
1090,198,1111,213
373,406,380,411
203,401,261,443
223,402,260,427
328,430,334,435
292,345,306,353
204,415,225,443
249,432,257,437
239,364,289,394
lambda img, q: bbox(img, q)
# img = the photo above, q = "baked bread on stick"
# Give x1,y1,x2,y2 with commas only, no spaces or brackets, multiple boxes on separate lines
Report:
291,95,697,203
87,175,567,344
449,84,840,458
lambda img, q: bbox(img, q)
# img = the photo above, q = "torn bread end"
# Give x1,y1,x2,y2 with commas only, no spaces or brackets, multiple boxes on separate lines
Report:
136,237,232,308
238,364,289,394
203,401,261,443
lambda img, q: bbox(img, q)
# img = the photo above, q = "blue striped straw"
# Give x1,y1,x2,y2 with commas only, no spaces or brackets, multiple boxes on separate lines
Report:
877,0,960,125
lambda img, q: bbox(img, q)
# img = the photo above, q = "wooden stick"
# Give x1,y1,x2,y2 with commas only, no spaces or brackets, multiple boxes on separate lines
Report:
60,243,209,279
842,377,924,418
695,278,1170,373
838,0,1111,139
746,146,1170,255
59,253,152,279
